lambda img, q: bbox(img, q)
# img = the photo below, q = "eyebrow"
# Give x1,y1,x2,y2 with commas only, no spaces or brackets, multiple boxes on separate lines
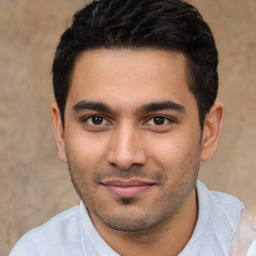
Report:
73,100,185,114
136,101,185,114
73,100,116,114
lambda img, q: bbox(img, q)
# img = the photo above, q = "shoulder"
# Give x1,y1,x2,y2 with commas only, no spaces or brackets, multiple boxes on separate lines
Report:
9,205,80,256
180,181,245,255
196,180,244,236
197,180,244,214
230,209,256,256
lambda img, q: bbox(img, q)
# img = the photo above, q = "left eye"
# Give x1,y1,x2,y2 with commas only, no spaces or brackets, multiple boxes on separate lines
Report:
84,116,109,125
147,116,170,126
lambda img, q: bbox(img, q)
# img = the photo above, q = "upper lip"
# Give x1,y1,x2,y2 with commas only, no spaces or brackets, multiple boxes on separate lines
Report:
101,179,155,186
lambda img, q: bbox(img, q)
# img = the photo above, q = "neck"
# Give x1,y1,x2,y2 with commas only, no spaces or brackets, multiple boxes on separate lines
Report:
90,189,198,256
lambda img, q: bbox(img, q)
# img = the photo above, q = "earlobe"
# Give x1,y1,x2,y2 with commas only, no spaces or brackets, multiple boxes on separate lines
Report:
51,102,67,163
200,102,224,162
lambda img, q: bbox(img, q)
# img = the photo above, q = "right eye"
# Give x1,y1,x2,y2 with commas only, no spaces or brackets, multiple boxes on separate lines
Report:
83,115,109,126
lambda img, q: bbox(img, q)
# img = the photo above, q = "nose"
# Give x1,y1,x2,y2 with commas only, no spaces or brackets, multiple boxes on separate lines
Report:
106,122,147,170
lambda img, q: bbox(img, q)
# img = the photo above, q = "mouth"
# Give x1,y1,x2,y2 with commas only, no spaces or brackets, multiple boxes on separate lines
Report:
101,180,155,198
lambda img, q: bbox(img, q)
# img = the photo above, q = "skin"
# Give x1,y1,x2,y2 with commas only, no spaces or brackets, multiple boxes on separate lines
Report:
52,48,224,255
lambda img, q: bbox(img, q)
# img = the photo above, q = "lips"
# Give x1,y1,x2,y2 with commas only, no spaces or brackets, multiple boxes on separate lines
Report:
101,180,154,198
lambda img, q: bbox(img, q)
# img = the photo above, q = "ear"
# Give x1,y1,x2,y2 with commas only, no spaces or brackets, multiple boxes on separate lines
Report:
51,102,67,162
200,102,224,162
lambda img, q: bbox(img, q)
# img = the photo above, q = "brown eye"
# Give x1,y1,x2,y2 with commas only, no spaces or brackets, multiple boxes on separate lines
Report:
153,116,165,125
85,116,108,126
91,116,103,125
147,116,173,126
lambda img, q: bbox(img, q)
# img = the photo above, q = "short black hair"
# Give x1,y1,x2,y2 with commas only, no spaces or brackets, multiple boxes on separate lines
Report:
52,0,218,129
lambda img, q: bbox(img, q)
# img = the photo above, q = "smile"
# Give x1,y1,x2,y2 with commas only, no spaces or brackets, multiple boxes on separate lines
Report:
101,180,155,198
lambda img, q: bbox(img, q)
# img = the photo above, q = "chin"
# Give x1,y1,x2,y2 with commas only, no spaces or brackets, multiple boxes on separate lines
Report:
89,203,173,232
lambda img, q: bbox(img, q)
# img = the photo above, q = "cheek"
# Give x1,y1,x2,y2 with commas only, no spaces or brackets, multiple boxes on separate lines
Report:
147,131,200,169
65,131,108,171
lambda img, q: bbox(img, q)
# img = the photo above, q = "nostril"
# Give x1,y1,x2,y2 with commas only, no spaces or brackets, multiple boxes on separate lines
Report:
109,162,145,173
105,128,147,169
107,152,147,171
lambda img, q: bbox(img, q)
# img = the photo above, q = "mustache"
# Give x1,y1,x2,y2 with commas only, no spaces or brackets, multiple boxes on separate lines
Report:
92,166,166,183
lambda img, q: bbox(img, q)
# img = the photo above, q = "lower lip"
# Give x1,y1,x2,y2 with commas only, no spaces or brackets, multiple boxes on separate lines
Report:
104,185,152,198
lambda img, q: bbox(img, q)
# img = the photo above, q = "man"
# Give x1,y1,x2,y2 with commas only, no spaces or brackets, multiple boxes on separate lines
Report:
10,0,253,255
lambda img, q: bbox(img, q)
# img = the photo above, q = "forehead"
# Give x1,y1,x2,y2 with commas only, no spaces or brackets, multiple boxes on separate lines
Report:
67,48,196,112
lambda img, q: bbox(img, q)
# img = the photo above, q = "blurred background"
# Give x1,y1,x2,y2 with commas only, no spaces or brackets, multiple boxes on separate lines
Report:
0,0,255,254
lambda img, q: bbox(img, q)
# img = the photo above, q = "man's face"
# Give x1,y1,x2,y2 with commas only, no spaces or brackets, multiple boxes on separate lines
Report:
59,49,203,231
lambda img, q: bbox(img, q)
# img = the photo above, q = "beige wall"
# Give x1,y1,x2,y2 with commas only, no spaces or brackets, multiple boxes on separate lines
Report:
1,0,255,254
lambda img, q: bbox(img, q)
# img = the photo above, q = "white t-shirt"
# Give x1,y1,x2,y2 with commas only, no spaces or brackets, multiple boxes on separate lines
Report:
9,181,247,256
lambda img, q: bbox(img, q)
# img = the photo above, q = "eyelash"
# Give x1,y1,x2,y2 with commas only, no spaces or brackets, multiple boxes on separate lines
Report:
146,116,174,126
82,115,175,127
82,115,111,126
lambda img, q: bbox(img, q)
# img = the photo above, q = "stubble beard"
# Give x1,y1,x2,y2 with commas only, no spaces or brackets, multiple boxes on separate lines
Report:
66,150,201,232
